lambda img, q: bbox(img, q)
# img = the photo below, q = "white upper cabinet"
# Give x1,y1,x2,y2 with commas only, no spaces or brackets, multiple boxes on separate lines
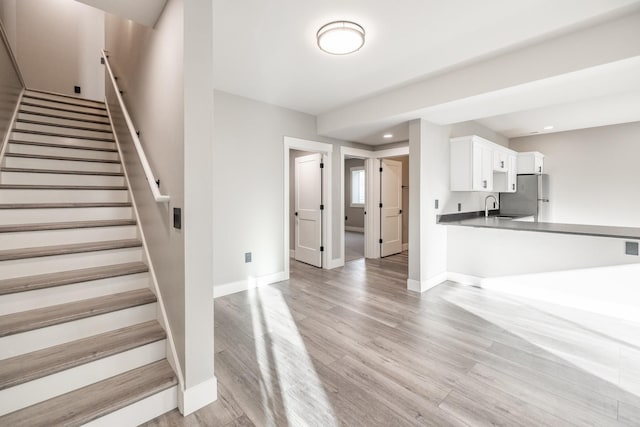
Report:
451,135,497,192
493,149,508,172
451,135,519,193
517,151,545,174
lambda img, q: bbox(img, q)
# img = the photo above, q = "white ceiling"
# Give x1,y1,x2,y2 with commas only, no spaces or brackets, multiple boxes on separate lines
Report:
75,0,167,27
213,0,640,119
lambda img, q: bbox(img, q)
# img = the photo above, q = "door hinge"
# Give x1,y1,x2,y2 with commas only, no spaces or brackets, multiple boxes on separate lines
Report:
320,246,324,252
379,167,383,172
379,239,383,244
320,204,324,210
379,203,383,208
320,162,324,169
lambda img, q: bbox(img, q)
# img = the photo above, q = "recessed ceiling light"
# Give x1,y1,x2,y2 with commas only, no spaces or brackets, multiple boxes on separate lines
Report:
317,21,365,55
543,125,554,130
383,133,393,139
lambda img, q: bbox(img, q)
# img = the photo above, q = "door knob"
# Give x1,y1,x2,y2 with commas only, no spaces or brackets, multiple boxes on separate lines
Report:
399,209,403,214
294,212,298,216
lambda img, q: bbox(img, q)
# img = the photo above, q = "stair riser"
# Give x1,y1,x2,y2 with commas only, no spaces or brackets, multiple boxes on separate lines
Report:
0,247,143,279
0,303,157,360
15,122,113,140
0,206,133,225
0,273,150,315
7,143,119,161
0,339,165,416
20,105,109,123
11,131,112,147
24,90,104,109
18,112,112,131
22,99,106,115
0,188,129,204
0,171,125,186
84,385,178,427
0,225,138,250
3,156,122,173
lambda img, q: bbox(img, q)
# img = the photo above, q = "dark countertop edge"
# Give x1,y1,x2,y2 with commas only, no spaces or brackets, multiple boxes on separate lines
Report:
439,216,640,240
437,210,500,222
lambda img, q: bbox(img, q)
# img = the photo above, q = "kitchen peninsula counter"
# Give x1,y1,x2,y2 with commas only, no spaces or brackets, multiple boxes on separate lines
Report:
438,213,640,241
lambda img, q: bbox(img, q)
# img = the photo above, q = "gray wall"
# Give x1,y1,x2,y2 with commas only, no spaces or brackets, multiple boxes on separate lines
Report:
0,14,22,154
509,122,640,227
213,90,367,286
344,158,365,229
4,0,104,100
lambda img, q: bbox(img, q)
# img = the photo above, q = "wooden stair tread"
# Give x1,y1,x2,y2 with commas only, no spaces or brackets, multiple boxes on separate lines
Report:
0,219,136,233
0,238,142,261
22,95,106,111
4,152,120,163
8,139,117,152
0,288,156,337
0,167,123,176
19,110,110,125
0,359,176,427
25,89,104,105
0,262,148,295
0,321,165,390
16,119,113,134
0,184,127,190
20,102,108,118
11,129,114,142
0,202,131,209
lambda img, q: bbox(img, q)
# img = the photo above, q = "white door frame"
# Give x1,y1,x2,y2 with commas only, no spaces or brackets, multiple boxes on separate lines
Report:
284,137,333,280
339,145,410,266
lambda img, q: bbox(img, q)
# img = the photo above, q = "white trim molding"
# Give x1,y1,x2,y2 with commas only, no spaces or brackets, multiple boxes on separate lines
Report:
407,272,448,293
345,226,364,233
284,136,334,277
0,88,24,163
178,376,218,416
447,272,483,286
402,243,409,251
214,271,287,298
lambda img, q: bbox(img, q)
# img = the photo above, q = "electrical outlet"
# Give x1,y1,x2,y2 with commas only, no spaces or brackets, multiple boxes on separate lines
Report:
457,203,462,212
625,241,638,256
245,252,252,263
74,85,81,94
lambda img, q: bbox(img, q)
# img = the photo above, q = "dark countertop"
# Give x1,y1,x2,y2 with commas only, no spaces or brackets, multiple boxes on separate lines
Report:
439,215,640,240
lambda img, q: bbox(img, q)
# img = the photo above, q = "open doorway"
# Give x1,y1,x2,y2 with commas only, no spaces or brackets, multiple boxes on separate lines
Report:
384,155,409,255
344,156,366,262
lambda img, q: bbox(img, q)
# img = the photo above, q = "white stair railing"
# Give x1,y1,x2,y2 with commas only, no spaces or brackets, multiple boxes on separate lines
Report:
101,49,170,203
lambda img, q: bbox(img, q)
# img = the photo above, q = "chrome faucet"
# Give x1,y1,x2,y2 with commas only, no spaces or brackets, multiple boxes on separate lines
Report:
484,195,498,218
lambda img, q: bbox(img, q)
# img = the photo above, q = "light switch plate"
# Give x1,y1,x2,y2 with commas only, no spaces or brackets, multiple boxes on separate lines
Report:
245,252,252,263
625,241,638,256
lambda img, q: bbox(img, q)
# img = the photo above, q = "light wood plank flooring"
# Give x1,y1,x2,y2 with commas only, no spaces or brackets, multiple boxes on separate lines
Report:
344,231,364,262
145,253,640,426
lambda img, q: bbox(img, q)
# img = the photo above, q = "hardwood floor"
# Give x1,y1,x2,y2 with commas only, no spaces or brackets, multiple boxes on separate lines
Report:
344,231,364,262
145,253,640,426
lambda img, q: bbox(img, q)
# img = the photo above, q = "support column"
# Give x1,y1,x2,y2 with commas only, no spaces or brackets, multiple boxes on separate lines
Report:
407,119,450,292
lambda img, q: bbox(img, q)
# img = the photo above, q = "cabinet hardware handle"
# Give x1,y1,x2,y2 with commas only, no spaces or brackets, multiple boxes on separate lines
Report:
512,184,515,190
483,180,487,188
538,166,542,173
501,161,504,168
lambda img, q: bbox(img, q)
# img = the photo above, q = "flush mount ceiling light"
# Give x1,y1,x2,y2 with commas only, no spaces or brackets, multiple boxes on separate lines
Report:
543,125,554,130
383,133,393,139
317,21,365,55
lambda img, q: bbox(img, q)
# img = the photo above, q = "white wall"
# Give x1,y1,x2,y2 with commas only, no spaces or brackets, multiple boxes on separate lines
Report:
510,122,640,227
11,0,104,100
106,0,216,411
448,226,638,278
0,3,22,153
213,90,367,287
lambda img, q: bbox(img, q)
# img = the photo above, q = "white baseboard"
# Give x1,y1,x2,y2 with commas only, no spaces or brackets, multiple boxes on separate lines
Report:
345,226,364,233
85,386,177,427
447,272,483,286
213,271,287,298
407,272,448,293
402,243,408,251
178,376,217,416
326,258,344,269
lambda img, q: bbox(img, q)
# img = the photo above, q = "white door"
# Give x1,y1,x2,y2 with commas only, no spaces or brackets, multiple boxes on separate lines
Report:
295,153,323,267
380,158,402,257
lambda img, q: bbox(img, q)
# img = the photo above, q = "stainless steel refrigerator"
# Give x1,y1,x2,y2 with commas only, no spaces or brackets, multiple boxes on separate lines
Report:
499,174,549,221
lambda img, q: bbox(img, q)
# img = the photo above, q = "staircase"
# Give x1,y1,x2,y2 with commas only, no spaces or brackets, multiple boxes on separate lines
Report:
0,89,178,426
